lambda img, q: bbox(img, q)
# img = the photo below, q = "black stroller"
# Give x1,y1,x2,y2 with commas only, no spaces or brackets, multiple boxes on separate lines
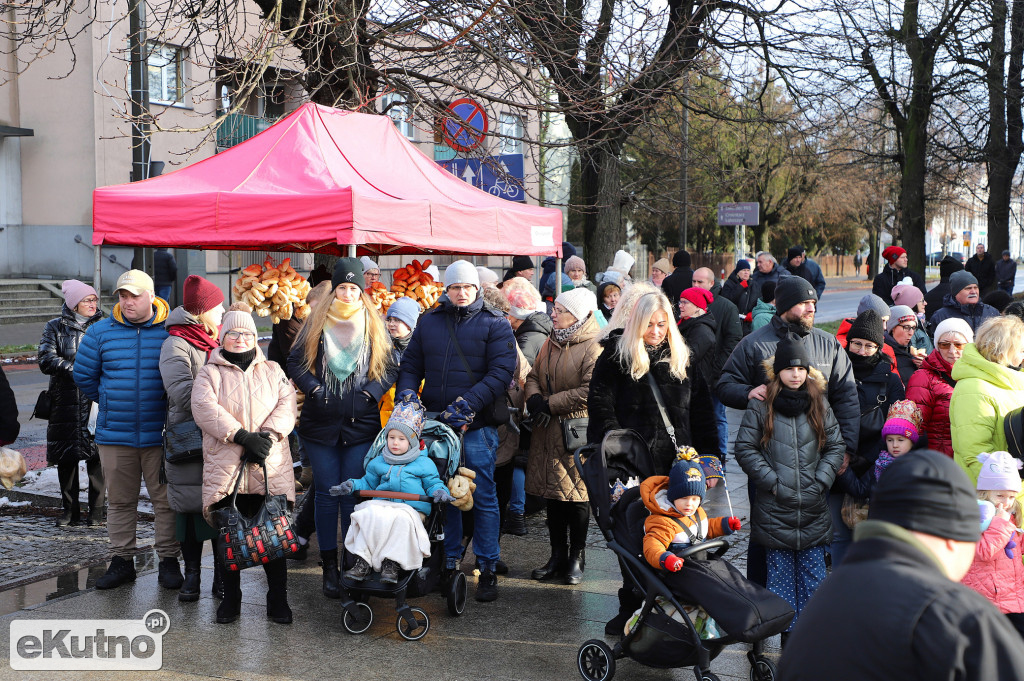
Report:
574,429,791,681
334,419,468,641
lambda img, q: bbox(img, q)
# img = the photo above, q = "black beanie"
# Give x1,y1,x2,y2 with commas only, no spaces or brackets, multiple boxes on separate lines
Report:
787,245,805,262
511,255,535,272
774,277,818,314
870,450,980,542
984,289,1012,313
938,255,964,281
673,250,691,268
761,281,776,303
331,257,364,290
773,336,812,375
847,309,885,348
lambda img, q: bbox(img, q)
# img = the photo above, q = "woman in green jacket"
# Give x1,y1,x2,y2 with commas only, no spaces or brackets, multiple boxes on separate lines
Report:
950,315,1024,483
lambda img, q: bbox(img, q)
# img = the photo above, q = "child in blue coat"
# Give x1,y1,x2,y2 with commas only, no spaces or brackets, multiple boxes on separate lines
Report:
331,400,452,583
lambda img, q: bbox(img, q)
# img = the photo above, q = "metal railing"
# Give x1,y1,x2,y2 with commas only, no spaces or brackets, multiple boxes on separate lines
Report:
216,112,277,150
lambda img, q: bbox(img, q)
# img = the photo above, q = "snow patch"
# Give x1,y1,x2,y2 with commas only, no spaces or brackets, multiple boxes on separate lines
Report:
18,462,153,514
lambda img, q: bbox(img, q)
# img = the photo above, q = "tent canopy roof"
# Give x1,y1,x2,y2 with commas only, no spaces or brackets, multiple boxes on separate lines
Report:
92,103,563,257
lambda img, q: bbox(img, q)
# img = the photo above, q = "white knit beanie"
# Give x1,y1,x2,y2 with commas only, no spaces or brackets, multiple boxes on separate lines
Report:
359,256,379,273
444,260,480,289
611,250,635,275
221,310,257,335
933,317,975,344
555,287,598,322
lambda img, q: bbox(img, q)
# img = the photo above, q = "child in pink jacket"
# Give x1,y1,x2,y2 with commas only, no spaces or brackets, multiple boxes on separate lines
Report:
962,450,1024,637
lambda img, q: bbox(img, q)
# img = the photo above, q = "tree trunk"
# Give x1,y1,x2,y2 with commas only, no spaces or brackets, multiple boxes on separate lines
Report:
899,109,929,274
579,143,624,274
989,158,1013,256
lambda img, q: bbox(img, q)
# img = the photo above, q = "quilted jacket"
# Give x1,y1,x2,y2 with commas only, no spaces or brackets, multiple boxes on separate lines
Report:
961,516,1024,614
640,475,732,570
38,304,104,465
191,347,296,524
905,349,956,457
73,298,170,447
524,314,601,501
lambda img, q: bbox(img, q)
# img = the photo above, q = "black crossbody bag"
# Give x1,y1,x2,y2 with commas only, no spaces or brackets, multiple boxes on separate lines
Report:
445,315,511,427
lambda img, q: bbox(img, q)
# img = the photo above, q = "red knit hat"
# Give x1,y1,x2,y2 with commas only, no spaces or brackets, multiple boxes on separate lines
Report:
679,287,713,311
183,275,225,315
882,246,907,266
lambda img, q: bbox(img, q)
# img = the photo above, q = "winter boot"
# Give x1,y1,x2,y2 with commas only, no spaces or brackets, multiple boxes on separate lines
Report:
605,586,643,636
532,547,568,580
212,558,225,599
216,569,242,624
475,569,498,602
95,555,136,590
344,556,373,582
178,561,202,602
321,549,341,598
264,560,292,624
380,559,402,584
564,547,585,585
157,557,184,589
503,512,528,536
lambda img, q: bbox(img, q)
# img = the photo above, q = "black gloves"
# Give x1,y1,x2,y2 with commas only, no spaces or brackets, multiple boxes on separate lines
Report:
233,428,273,463
526,394,550,416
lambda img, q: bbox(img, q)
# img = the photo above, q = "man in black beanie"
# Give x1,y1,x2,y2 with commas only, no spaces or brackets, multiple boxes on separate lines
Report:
780,451,1024,680
661,249,694,315
783,245,826,298
923,254,964,323
717,274,858,586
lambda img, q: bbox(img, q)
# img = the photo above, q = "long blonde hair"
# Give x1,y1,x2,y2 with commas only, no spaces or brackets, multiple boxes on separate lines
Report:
294,286,393,382
598,281,660,341
977,490,1024,530
614,291,688,381
195,308,221,340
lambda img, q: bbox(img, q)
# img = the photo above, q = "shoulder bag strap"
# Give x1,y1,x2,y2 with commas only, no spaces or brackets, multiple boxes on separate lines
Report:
646,372,678,449
445,314,477,384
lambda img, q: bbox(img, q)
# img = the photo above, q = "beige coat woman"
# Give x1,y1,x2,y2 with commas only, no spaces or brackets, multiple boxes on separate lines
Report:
524,314,601,502
191,347,297,524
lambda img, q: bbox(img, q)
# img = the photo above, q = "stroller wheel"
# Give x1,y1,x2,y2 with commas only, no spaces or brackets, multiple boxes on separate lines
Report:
693,669,721,681
577,639,615,681
749,657,778,681
447,571,468,616
342,602,373,635
397,607,430,641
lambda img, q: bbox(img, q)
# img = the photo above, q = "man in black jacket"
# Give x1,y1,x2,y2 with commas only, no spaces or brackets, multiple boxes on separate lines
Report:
0,365,19,446
966,243,997,295
661,249,693,316
871,245,926,305
924,255,964,323
996,250,1017,294
692,267,741,461
780,451,1024,680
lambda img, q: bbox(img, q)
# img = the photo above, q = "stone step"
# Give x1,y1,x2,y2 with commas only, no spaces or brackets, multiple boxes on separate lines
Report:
0,290,55,302
0,283,50,293
0,312,59,327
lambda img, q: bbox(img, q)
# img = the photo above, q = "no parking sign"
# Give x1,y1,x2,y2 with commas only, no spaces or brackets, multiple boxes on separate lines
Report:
442,98,489,152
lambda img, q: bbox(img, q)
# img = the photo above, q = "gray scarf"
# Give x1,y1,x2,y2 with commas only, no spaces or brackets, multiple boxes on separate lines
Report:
553,316,586,344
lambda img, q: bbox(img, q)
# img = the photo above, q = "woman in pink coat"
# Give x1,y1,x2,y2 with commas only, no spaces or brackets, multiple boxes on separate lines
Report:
192,310,296,625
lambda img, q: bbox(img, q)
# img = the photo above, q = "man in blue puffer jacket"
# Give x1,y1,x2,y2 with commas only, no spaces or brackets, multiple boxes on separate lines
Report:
73,269,179,591
396,260,516,602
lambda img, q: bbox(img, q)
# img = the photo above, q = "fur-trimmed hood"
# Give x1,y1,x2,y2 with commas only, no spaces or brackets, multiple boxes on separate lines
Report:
760,357,827,390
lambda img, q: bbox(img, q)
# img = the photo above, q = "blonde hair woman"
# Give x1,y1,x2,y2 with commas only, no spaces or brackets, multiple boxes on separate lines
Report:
287,257,398,600
950,315,1024,484
588,291,690,472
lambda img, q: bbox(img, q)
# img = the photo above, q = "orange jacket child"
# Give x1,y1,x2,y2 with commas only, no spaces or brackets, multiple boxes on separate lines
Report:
642,457,741,571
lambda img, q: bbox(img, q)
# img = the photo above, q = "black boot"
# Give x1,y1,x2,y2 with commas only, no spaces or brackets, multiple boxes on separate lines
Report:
503,512,528,536
95,555,136,590
157,557,184,590
178,561,201,602
264,560,292,624
475,569,498,602
565,547,585,585
605,586,642,636
216,569,242,624
532,547,568,580
321,549,341,599
212,557,225,599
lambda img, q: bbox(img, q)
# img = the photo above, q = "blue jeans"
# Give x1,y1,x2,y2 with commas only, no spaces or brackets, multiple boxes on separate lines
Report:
710,395,729,462
156,285,172,305
302,437,371,552
510,465,526,515
446,427,500,570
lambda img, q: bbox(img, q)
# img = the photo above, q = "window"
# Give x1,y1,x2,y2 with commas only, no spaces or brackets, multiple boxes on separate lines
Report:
148,43,185,104
500,112,524,155
383,94,414,139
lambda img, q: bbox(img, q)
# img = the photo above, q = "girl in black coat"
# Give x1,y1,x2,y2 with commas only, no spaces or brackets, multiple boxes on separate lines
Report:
38,281,105,527
721,260,762,336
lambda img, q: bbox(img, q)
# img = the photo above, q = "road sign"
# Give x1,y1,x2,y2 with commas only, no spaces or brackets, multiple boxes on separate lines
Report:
442,98,489,153
438,154,525,202
717,202,760,226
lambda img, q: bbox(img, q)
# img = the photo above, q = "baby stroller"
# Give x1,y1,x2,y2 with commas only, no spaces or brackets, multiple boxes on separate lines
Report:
574,429,791,681
335,418,467,641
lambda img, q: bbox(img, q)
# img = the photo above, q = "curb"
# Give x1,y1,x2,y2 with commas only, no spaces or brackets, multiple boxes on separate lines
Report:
0,488,155,521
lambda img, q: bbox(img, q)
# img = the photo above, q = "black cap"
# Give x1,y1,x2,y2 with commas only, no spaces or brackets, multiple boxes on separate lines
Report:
787,245,805,261
761,281,776,303
511,255,535,272
847,309,884,348
673,250,691,268
939,255,964,280
774,277,818,314
984,289,1012,313
870,450,980,542
773,336,812,375
331,257,364,290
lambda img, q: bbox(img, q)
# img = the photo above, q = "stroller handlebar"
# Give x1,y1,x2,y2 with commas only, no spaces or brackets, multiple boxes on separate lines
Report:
675,538,730,560
352,490,432,503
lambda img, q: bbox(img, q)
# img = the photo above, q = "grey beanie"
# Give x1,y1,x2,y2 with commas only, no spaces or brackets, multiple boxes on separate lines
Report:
857,294,890,320
886,305,917,334
949,270,978,298
386,296,420,331
444,260,480,289
221,310,257,336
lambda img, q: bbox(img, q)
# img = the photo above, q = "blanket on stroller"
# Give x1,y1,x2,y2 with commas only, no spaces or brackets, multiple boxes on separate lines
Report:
345,500,431,570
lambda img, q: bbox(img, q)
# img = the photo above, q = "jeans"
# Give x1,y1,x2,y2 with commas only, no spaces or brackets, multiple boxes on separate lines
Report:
445,427,500,570
710,395,729,463
156,285,172,305
302,437,371,551
1001,283,1014,295
510,465,526,514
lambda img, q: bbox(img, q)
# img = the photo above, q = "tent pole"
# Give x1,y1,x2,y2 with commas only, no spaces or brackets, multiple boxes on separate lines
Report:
94,247,102,300
348,244,357,258
556,257,562,290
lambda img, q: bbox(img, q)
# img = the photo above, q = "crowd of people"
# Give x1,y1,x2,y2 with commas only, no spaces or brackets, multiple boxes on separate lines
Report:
7,241,1024,676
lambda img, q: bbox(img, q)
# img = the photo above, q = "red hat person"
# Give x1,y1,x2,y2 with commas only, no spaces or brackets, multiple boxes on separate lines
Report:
882,246,907,267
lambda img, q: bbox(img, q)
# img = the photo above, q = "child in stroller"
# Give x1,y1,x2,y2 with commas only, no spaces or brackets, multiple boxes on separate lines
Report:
331,400,453,582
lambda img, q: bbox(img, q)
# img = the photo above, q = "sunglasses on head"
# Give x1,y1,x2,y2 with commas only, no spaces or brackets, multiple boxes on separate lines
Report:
937,340,965,350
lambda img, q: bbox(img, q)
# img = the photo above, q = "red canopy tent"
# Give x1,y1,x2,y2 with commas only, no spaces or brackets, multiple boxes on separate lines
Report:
92,103,563,258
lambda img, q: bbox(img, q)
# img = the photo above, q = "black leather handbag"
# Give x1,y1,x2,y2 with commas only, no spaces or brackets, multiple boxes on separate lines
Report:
561,417,589,453
31,390,51,420
163,418,204,464
212,461,299,571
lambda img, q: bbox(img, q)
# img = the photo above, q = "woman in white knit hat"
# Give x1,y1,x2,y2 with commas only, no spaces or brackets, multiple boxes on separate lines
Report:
523,287,601,586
